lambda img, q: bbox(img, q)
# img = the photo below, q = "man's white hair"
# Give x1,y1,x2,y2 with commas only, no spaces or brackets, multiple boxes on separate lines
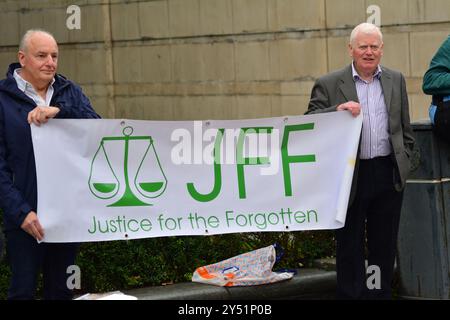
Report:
19,29,56,52
350,23,383,45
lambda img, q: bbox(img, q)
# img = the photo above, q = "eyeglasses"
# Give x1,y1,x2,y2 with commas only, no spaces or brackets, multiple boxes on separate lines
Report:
357,45,381,52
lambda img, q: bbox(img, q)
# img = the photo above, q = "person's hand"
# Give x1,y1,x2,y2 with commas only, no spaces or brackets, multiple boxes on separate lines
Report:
21,211,44,241
27,106,60,126
337,101,361,117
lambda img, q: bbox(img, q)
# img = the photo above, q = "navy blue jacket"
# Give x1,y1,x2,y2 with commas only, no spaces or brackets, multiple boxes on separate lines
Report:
0,63,100,231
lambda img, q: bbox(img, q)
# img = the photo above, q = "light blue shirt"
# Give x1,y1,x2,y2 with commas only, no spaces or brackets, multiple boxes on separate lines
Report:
13,68,55,106
352,63,392,160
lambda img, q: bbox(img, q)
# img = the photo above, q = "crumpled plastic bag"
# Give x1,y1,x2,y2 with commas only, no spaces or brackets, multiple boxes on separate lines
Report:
192,244,294,287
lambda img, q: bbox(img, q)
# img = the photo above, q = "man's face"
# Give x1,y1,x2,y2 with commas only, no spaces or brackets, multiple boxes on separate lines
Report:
18,33,58,87
349,32,383,76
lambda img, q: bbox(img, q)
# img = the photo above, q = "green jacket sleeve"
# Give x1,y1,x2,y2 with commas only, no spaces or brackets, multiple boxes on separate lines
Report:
423,36,450,95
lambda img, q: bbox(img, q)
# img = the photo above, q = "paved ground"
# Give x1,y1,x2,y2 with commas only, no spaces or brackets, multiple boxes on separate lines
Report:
124,268,337,300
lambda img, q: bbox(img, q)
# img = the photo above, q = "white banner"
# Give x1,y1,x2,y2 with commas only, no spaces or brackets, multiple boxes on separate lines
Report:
31,112,362,243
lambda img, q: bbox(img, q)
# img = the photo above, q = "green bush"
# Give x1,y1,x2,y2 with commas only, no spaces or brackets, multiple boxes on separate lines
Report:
0,229,335,299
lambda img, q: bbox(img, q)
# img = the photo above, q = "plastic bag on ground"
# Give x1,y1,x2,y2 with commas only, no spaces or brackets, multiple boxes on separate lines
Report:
192,244,294,287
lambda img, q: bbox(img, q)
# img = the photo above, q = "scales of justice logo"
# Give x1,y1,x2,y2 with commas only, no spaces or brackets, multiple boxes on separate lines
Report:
88,126,167,207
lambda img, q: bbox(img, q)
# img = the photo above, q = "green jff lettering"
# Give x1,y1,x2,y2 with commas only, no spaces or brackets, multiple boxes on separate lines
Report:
281,123,316,196
187,129,224,202
236,127,272,199
188,123,317,202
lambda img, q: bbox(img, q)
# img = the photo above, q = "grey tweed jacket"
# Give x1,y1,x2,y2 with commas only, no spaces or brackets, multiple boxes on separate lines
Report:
306,64,415,203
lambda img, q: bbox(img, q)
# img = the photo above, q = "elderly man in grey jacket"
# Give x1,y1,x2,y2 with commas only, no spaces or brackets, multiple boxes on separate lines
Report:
306,22,415,299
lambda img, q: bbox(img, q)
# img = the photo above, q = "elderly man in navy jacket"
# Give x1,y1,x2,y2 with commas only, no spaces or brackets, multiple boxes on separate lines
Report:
0,29,100,300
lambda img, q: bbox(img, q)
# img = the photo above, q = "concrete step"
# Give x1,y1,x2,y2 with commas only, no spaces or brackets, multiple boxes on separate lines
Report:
124,268,337,300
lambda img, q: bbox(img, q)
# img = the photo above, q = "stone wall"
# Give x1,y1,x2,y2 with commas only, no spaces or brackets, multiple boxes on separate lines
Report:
0,0,449,121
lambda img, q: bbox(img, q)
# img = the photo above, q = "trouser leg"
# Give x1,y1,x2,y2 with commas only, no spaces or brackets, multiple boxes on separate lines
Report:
336,162,371,299
366,158,403,299
42,242,79,300
6,229,43,300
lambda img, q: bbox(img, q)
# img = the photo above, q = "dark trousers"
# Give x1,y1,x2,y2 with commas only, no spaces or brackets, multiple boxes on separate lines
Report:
336,155,403,299
0,230,4,260
434,102,450,142
5,229,78,300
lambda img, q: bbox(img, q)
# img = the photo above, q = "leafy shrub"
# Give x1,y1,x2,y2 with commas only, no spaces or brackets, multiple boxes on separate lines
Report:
0,228,335,299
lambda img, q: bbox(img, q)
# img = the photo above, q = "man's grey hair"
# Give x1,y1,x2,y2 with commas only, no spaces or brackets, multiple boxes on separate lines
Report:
19,29,56,52
350,23,383,45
